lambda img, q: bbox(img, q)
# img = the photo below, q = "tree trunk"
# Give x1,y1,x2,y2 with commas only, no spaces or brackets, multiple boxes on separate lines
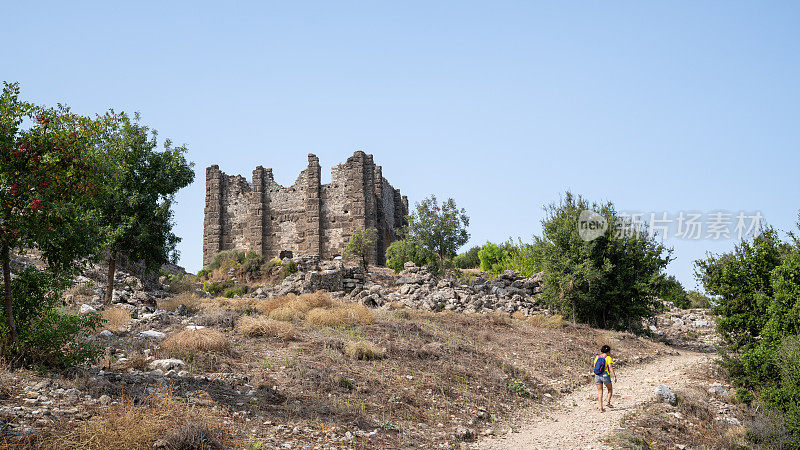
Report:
105,251,117,304
1,242,18,347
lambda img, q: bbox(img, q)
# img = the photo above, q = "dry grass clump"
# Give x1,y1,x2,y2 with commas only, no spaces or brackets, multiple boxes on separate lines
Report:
160,329,230,358
259,291,369,326
236,316,296,339
486,311,512,327
113,355,149,372
158,292,204,313
100,307,132,333
195,308,240,329
200,296,258,312
306,303,374,327
526,314,565,328
43,391,229,450
258,291,333,316
344,340,386,360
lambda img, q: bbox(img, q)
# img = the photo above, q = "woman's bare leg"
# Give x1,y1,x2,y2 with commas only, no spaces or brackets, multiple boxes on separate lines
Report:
596,383,604,411
606,383,613,407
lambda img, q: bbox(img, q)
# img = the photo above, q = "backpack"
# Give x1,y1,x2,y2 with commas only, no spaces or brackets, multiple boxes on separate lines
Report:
593,355,606,375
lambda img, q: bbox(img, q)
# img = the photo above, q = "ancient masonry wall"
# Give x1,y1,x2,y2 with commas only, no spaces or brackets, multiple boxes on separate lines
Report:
203,151,408,267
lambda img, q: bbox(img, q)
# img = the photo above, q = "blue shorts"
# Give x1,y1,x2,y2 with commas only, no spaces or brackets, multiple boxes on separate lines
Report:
594,373,612,385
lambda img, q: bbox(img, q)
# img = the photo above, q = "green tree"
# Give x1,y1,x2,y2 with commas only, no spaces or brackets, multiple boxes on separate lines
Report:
96,113,194,302
535,192,672,329
0,82,107,348
696,225,800,445
478,242,511,274
406,195,469,267
385,239,436,272
454,245,481,269
344,227,377,268
695,227,787,350
655,275,689,308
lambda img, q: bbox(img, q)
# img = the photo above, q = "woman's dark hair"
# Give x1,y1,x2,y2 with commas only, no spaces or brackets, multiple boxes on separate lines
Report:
601,345,611,353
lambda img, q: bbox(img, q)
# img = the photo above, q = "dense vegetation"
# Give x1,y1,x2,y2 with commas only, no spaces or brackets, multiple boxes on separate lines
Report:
696,224,800,445
0,82,193,368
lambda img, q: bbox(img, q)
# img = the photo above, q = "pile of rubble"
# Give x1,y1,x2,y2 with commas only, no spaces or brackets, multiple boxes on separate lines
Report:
648,302,720,351
245,259,546,316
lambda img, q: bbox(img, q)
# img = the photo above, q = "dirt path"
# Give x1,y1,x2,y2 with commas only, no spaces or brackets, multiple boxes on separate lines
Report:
476,350,710,450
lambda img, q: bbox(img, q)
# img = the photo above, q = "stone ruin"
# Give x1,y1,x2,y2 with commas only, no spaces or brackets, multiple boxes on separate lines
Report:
203,151,408,268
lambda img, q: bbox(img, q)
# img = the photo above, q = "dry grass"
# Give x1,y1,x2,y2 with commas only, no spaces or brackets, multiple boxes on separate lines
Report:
268,307,306,322
258,291,333,316
236,316,296,339
100,307,131,333
306,303,374,327
525,314,565,328
195,308,240,329
199,296,258,312
344,340,386,360
43,390,229,450
160,329,230,358
158,292,204,313
486,311,513,327
112,355,149,372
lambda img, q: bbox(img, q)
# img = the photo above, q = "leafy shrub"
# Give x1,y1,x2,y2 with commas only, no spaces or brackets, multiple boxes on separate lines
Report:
385,239,436,273
207,250,246,272
203,280,230,296
697,225,800,445
196,269,209,279
454,246,481,269
344,227,377,268
687,290,712,309
478,242,511,274
505,239,541,277
535,192,671,330
0,267,102,368
223,285,246,298
281,261,297,278
166,273,197,294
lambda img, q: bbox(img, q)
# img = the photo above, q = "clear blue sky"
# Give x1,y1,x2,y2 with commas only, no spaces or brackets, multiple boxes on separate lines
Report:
3,1,799,290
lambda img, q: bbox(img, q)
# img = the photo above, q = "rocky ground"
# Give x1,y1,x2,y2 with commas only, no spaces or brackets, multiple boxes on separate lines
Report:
0,255,726,449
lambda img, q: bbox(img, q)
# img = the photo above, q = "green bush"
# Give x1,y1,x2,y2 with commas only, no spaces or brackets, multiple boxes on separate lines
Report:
203,280,231,296
0,268,102,368
223,285,247,298
196,269,209,279
281,261,297,278
454,246,481,269
166,273,198,294
535,192,671,330
505,240,541,277
208,250,247,272
385,239,436,273
697,225,800,445
241,253,265,275
478,242,511,274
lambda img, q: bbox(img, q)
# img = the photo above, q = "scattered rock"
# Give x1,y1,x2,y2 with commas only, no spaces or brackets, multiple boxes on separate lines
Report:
654,384,677,406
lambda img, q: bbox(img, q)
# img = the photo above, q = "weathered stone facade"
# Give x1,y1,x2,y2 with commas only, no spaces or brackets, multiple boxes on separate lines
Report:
203,151,408,267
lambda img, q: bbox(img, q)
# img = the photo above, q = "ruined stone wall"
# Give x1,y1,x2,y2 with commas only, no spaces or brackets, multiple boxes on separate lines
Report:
203,151,407,267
